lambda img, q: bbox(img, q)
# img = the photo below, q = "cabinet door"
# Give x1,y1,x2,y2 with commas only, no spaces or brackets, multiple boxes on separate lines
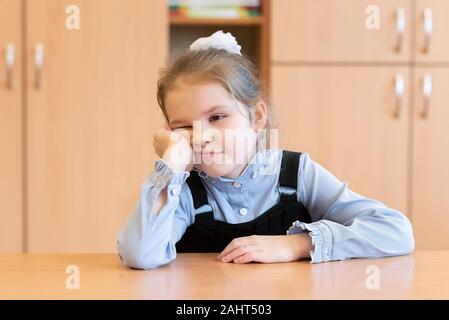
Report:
0,0,22,252
27,0,167,252
412,68,449,249
272,66,409,213
271,0,411,62
415,0,449,62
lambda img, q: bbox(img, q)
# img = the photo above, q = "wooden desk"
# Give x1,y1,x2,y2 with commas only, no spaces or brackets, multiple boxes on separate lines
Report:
0,251,448,299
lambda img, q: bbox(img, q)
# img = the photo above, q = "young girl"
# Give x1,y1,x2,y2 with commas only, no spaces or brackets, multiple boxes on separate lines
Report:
117,31,414,270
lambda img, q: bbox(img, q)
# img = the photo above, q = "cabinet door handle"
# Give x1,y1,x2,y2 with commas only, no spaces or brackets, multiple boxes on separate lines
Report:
396,8,406,52
395,73,404,118
423,8,433,53
5,43,15,89
34,43,44,89
422,73,432,118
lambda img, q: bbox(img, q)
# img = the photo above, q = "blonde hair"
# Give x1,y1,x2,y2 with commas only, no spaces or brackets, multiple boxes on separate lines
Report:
156,48,276,133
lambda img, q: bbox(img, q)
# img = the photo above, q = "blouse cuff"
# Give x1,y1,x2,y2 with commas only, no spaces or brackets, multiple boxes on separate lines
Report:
148,159,190,190
287,220,333,263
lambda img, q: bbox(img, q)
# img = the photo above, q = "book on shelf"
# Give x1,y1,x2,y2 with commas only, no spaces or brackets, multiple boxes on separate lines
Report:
169,0,261,19
169,0,261,7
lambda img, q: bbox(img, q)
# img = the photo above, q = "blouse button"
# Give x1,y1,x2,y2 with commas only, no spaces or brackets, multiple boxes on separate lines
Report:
239,208,248,216
233,181,242,188
170,187,179,196
251,172,257,179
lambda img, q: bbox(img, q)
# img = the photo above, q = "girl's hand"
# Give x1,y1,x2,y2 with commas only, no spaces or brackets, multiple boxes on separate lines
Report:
216,234,313,264
153,127,193,172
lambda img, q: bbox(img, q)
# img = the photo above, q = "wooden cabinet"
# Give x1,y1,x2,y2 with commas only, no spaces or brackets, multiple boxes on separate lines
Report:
0,0,22,252
272,66,409,213
25,0,167,252
412,68,449,249
272,0,411,62
415,0,449,62
271,0,449,248
1,0,167,253
411,1,449,249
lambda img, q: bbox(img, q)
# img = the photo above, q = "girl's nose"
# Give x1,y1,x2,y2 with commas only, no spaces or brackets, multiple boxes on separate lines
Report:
203,132,214,143
192,130,215,151
201,138,213,150
197,133,213,151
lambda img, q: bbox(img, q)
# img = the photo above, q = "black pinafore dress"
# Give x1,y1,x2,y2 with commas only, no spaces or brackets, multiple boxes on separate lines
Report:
175,150,312,253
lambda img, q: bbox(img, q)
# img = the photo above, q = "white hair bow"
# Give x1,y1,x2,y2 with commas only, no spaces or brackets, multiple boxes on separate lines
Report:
190,30,242,56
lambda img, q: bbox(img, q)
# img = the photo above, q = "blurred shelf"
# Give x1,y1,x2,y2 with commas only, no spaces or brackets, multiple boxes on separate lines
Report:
168,0,270,93
169,16,264,26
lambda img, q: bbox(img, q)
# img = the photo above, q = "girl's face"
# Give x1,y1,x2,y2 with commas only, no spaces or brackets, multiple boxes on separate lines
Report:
164,80,267,178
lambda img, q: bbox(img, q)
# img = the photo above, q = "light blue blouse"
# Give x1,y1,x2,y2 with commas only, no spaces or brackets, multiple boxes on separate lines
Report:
117,149,414,270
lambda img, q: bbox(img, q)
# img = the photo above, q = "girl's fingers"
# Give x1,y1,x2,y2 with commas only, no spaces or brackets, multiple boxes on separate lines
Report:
175,129,191,143
220,246,245,262
217,239,240,259
233,252,255,264
220,245,255,263
217,236,255,260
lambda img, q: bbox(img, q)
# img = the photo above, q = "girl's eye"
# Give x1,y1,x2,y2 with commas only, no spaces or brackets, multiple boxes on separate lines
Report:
173,114,227,129
210,114,226,122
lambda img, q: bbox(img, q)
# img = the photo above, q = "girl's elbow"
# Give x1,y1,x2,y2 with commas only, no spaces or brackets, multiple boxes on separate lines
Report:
121,249,158,270
396,229,415,255
402,223,415,254
117,239,176,270
392,214,415,255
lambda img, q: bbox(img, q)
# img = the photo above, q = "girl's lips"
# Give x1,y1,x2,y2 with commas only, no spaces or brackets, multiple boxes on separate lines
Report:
196,151,224,161
194,151,223,155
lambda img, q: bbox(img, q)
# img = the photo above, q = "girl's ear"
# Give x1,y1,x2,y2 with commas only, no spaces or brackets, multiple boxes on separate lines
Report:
252,100,268,132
